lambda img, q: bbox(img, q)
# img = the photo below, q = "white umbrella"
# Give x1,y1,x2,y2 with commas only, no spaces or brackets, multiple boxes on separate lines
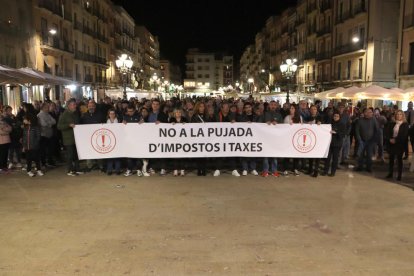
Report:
314,87,345,99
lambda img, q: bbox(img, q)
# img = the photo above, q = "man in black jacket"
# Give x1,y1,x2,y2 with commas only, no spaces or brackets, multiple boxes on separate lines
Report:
81,101,105,171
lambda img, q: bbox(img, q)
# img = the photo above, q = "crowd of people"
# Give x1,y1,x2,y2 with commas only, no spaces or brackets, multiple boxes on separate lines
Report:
0,96,413,181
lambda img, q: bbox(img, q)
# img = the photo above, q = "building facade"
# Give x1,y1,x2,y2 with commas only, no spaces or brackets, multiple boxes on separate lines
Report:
160,60,182,85
0,0,161,103
184,48,233,93
241,0,401,97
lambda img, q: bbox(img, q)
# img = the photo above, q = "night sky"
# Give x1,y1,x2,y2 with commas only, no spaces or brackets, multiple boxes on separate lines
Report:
113,0,297,74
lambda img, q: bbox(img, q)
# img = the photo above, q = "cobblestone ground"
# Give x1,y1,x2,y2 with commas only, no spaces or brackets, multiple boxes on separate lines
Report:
0,156,413,275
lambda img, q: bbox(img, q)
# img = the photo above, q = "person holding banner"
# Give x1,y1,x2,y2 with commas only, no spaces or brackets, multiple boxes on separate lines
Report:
170,108,188,176
323,111,346,177
122,104,143,177
106,108,121,175
238,102,259,176
213,102,240,177
191,101,208,176
57,99,81,176
147,99,168,176
283,104,303,176
306,105,323,178
262,101,283,177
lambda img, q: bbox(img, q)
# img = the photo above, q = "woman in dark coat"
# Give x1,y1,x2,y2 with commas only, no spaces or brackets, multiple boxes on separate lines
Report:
191,102,208,176
323,111,346,177
385,110,409,181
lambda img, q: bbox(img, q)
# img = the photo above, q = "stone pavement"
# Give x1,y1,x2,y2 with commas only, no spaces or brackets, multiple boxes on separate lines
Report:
0,164,414,275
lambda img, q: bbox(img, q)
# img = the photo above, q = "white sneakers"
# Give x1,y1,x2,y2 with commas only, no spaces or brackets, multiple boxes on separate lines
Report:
213,170,220,176
180,170,185,176
136,170,143,177
160,169,166,176
232,170,240,177
124,170,133,177
293,169,300,176
242,170,248,176
142,171,150,177
28,170,44,177
251,170,259,176
173,170,178,176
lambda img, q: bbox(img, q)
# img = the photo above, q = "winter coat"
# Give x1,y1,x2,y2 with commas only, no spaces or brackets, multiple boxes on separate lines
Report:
57,109,80,146
37,110,56,138
385,122,409,155
22,125,41,150
330,120,346,148
0,119,12,145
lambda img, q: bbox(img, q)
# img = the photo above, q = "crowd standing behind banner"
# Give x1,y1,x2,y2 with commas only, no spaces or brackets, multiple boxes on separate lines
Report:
0,97,413,181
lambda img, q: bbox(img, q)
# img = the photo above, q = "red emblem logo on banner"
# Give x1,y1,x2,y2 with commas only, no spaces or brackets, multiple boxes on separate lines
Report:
91,128,117,154
292,128,317,153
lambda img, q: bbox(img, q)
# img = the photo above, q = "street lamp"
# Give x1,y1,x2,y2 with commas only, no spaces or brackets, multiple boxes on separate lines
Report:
115,54,133,100
280,58,298,103
248,78,254,95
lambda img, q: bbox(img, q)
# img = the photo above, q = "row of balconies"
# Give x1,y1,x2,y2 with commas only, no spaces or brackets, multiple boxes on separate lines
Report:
38,0,72,22
319,0,332,12
74,21,109,43
75,73,107,84
41,36,74,53
74,51,108,66
335,3,367,24
334,41,365,56
316,26,332,37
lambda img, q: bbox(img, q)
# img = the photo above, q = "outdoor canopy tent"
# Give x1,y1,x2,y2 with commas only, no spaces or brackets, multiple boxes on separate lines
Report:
315,85,414,101
19,67,77,86
0,65,45,85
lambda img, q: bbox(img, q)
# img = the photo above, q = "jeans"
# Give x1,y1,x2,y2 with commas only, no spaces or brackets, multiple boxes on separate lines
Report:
106,158,121,173
40,136,54,165
66,144,79,172
374,128,384,159
389,153,403,178
8,143,22,163
340,135,350,162
357,140,375,170
242,158,257,171
324,146,341,175
26,149,41,172
0,143,10,169
262,158,277,173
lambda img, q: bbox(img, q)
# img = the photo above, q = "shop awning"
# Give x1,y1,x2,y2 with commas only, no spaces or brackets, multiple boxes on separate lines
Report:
0,65,45,85
18,68,77,85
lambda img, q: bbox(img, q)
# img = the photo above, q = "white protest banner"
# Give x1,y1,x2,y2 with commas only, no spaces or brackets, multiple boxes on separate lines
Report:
74,123,332,160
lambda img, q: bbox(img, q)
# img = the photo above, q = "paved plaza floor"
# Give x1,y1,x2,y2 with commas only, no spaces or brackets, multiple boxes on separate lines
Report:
1,163,414,275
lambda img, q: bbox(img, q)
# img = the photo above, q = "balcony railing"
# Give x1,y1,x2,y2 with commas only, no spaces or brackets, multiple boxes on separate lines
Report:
307,2,317,12
320,0,332,12
95,76,107,83
74,21,83,31
296,16,305,26
41,36,74,53
317,74,331,82
316,26,332,37
75,73,81,81
352,70,363,80
334,41,364,56
352,3,367,16
281,26,288,34
38,0,72,22
64,70,72,79
335,10,351,24
304,51,316,60
84,74,93,83
316,51,332,61
307,25,316,35
306,73,315,83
